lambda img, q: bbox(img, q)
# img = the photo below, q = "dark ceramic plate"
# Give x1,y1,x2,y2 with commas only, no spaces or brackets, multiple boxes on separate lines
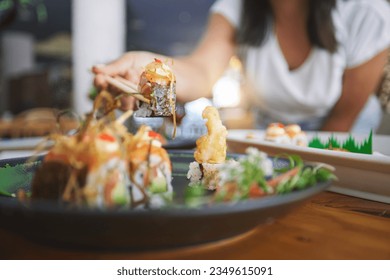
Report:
163,138,197,150
0,151,330,250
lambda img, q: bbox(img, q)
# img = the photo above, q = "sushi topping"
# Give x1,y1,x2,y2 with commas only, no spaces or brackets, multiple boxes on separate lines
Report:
136,59,177,138
264,123,308,146
147,130,166,144
194,106,228,164
187,106,228,190
99,132,116,142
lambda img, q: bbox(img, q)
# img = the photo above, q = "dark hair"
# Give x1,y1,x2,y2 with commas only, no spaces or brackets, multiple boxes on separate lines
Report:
236,0,338,53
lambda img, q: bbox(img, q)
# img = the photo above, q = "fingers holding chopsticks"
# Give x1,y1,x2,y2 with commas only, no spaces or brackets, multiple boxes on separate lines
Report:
92,62,149,110
93,64,139,88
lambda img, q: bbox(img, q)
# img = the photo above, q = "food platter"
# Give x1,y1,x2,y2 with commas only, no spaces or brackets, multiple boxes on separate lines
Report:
0,151,330,250
227,130,390,203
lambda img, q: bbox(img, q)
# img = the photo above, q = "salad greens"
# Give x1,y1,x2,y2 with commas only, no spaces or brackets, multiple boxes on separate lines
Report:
273,154,336,194
185,148,336,206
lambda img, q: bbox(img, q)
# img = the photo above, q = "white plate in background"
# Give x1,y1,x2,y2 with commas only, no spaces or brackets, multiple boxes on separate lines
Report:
0,137,47,160
227,130,390,203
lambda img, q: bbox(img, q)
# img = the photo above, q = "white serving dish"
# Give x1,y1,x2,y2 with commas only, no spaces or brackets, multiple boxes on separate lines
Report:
227,130,390,203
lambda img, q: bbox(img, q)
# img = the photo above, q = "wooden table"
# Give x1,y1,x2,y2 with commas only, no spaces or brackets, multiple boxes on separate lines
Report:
0,191,389,260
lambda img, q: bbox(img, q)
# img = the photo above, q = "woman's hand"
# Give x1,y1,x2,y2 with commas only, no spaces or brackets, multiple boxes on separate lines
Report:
92,51,161,110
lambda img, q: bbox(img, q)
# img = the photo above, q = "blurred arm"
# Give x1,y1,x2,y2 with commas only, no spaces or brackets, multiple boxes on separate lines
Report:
173,13,236,102
93,14,236,104
321,49,388,131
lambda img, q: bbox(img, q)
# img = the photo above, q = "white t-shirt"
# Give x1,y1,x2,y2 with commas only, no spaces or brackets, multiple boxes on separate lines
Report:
211,0,390,125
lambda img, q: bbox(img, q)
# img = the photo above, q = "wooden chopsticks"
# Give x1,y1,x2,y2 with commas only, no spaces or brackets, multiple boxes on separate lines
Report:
104,75,150,104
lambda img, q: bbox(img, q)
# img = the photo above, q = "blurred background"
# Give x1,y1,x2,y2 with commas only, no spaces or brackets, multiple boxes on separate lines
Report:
0,0,389,139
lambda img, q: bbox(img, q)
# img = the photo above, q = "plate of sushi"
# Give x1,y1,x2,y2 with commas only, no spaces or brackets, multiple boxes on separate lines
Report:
227,125,390,203
0,61,334,250
0,108,333,250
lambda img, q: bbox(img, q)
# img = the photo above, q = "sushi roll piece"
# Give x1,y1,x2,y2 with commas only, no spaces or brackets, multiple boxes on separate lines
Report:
264,123,290,144
285,124,308,147
187,106,228,190
126,125,173,208
187,161,225,191
136,59,176,118
31,121,131,209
